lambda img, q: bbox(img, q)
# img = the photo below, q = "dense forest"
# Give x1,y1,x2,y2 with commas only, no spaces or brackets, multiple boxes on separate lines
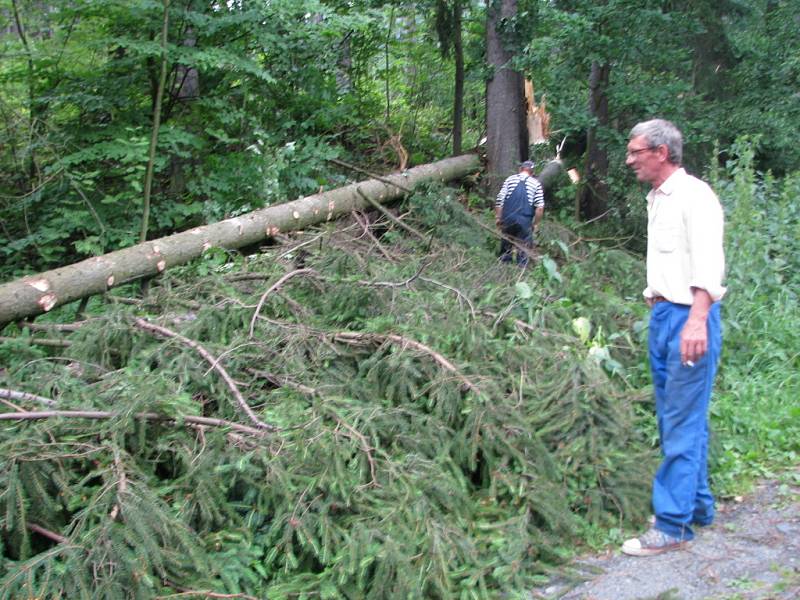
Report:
1,1,798,598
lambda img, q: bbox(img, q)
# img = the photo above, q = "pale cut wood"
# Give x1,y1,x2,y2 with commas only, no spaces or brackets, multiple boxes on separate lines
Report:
0,154,480,326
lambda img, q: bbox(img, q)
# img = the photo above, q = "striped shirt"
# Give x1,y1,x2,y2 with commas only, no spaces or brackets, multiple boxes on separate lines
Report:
495,173,545,210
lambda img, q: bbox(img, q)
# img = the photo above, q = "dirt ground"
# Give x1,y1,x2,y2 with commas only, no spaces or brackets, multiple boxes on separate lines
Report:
530,468,800,600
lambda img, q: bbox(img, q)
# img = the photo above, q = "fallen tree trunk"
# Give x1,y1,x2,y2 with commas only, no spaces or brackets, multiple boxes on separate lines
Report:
0,154,480,326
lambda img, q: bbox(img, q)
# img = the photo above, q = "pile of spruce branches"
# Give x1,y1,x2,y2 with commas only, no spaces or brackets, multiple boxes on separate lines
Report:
0,184,655,599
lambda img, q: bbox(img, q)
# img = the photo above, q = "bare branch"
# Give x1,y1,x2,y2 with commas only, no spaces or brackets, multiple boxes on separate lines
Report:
352,211,394,260
27,522,68,544
0,387,57,407
18,320,88,332
109,447,128,522
354,187,429,242
248,269,315,339
0,336,71,348
0,410,268,437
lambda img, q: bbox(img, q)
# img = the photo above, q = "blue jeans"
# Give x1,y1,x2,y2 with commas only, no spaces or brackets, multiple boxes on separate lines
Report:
499,221,532,266
649,301,722,541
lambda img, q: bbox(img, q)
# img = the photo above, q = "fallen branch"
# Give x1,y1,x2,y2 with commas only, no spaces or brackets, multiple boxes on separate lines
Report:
27,522,68,544
0,388,57,407
333,331,481,396
357,260,429,288
327,158,413,193
355,187,429,242
248,268,315,338
246,368,318,396
0,410,267,437
352,211,394,261
0,336,71,348
333,415,379,488
157,585,259,600
419,276,476,319
133,318,277,431
109,447,128,521
18,320,88,332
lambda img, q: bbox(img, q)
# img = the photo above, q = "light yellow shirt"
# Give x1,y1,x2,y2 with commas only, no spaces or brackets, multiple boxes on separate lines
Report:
644,168,726,305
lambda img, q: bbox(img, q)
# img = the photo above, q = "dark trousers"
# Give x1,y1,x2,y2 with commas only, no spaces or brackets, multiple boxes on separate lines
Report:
499,221,533,266
649,301,722,541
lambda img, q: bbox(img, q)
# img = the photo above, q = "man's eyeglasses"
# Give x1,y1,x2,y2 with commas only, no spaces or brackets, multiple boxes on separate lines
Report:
627,147,655,157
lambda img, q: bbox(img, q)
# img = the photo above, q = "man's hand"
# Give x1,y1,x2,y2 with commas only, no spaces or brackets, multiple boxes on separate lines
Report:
680,315,708,364
680,288,713,365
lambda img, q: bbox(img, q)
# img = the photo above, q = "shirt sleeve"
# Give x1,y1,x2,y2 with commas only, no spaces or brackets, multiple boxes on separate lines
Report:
527,178,544,208
495,175,514,208
686,183,726,301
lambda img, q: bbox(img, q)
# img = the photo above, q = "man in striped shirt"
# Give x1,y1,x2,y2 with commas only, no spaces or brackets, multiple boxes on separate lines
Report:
494,160,545,266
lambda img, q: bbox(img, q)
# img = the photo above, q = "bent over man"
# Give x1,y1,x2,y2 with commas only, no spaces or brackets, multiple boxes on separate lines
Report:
494,160,544,266
622,119,726,557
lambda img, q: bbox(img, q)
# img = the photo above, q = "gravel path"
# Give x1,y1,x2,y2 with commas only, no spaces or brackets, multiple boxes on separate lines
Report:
532,469,800,600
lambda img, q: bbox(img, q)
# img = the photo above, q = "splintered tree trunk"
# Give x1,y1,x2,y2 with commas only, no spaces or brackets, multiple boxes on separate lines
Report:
485,0,527,195
0,154,480,326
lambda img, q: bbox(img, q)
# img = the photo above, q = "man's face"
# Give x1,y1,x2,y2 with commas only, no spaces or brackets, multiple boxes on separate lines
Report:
626,135,662,185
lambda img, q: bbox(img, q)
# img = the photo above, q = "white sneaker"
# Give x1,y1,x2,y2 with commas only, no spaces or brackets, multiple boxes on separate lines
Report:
621,527,687,557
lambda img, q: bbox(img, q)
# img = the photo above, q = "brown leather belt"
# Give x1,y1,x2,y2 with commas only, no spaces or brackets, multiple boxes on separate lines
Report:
651,295,669,304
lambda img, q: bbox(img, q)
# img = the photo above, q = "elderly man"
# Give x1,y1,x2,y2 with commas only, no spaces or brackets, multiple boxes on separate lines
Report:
494,160,544,266
622,119,726,556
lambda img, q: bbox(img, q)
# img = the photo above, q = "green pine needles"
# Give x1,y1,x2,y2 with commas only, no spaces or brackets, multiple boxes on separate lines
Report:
0,184,682,598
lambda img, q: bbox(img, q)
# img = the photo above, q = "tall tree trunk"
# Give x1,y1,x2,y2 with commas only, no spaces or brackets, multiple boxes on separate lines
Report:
384,6,395,125
452,0,464,156
141,0,170,243
485,0,527,195
577,60,610,220
0,154,480,326
11,0,39,182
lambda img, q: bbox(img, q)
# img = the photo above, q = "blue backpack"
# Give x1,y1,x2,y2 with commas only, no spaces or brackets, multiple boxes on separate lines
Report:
501,178,533,227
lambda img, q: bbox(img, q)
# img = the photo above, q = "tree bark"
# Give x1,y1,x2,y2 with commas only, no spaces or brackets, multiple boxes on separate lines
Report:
485,0,527,195
452,0,464,156
577,60,610,220
141,0,170,243
0,154,480,326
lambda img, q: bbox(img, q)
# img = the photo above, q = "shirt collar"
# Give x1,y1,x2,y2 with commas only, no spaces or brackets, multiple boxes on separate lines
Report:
656,167,686,196
646,167,685,204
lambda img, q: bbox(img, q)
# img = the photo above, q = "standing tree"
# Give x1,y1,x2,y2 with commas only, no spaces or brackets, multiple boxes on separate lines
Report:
434,0,466,155
485,0,527,194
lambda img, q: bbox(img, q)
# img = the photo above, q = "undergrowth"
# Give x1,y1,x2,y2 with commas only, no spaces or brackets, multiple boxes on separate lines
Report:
0,148,797,598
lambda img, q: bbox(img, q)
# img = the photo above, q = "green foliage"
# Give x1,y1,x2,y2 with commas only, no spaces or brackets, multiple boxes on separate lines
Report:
706,141,800,494
0,189,654,598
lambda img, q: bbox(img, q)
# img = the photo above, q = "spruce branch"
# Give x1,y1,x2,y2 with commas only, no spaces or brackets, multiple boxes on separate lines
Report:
0,410,267,438
333,415,379,488
333,331,481,396
419,276,476,318
133,318,277,431
247,268,316,339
